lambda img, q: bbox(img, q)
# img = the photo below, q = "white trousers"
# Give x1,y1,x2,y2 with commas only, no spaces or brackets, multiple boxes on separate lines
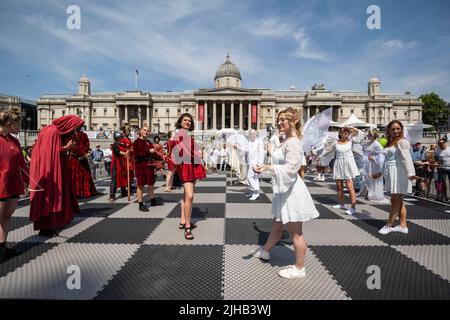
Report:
247,165,260,194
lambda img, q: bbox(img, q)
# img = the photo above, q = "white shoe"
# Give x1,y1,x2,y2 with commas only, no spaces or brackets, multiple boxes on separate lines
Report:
249,194,260,201
245,193,253,198
313,176,321,181
346,208,356,215
331,204,346,209
252,247,271,261
378,225,392,235
391,225,409,234
319,176,326,181
278,265,306,279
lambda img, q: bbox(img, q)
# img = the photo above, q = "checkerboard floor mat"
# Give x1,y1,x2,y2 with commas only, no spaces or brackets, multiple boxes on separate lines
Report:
1,173,450,300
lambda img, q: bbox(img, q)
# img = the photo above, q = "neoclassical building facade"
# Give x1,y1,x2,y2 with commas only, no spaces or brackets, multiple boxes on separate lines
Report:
37,54,423,133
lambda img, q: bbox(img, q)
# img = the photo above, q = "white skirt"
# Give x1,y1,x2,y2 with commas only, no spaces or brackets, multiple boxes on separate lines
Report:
272,177,320,224
384,163,412,194
333,156,360,180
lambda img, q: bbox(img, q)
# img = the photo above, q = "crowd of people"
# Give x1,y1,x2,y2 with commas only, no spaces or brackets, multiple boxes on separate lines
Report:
1,105,450,279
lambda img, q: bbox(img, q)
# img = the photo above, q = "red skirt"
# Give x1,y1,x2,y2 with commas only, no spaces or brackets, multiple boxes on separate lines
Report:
167,159,175,171
176,163,206,183
135,162,156,186
67,157,98,198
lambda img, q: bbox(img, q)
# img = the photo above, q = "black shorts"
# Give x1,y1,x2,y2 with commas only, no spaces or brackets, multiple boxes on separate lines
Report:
0,196,19,202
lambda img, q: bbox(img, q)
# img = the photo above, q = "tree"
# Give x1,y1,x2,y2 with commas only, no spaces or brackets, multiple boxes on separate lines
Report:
419,92,448,130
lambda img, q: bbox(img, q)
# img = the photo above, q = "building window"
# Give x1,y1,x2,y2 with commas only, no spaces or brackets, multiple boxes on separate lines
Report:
154,108,158,115
93,109,96,115
393,111,397,117
104,108,107,116
351,109,354,114
361,109,365,115
62,110,66,116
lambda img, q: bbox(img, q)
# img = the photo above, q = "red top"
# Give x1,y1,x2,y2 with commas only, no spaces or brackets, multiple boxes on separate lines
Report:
71,131,90,157
171,130,206,182
133,138,164,166
0,133,28,198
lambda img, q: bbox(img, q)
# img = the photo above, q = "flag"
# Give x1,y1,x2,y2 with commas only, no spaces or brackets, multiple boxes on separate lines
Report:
135,69,139,75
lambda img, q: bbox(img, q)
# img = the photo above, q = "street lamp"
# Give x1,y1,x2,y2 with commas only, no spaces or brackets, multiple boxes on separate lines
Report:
157,118,161,134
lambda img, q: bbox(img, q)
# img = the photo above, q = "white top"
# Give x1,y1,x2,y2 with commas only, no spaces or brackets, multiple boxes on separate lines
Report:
383,139,415,194
270,137,319,224
247,139,264,165
210,149,220,163
435,147,450,167
324,141,360,180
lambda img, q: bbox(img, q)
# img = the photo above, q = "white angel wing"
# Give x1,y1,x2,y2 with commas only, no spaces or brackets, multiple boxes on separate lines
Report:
226,133,249,152
405,121,424,144
302,107,333,154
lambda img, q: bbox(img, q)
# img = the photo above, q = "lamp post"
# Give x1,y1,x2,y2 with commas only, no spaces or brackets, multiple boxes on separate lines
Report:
166,109,170,137
157,118,161,135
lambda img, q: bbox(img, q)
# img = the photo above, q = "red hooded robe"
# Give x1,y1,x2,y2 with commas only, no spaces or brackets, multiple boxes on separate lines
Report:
29,115,83,230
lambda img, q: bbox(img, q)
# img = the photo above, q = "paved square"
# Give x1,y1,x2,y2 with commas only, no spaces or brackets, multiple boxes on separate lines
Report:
1,173,449,300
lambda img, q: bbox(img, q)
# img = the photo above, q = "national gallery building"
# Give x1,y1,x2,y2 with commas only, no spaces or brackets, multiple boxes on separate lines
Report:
37,54,422,133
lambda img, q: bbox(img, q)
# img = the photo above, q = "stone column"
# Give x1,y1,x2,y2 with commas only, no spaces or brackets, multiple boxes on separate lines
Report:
87,106,91,130
256,102,260,130
138,106,142,128
272,107,275,124
146,106,151,128
239,101,243,130
125,106,129,123
221,101,225,129
213,101,217,130
204,101,208,130
262,106,265,128
231,101,235,129
248,101,252,130
116,105,120,129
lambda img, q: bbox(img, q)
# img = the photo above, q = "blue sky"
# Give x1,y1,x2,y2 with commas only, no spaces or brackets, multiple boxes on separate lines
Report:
1,0,449,101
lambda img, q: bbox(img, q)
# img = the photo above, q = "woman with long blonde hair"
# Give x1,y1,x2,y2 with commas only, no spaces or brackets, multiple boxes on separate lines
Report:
252,107,319,279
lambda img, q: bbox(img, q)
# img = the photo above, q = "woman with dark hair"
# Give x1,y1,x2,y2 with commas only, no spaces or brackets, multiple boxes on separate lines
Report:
320,127,361,215
0,107,29,259
29,115,83,237
171,113,206,240
377,120,418,235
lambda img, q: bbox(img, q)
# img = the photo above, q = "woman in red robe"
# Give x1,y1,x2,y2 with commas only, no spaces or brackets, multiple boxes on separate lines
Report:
0,108,29,259
67,130,98,198
172,113,206,240
116,125,134,197
133,125,164,212
164,131,177,192
29,115,83,237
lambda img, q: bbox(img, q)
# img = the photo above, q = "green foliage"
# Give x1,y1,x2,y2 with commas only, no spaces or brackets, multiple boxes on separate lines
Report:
419,92,448,130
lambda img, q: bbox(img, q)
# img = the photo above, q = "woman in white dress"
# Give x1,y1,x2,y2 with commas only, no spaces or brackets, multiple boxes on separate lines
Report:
377,120,418,235
252,108,320,279
360,129,385,201
320,127,360,215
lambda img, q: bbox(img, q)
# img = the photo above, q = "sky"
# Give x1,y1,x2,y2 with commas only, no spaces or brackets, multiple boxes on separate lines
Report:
0,0,449,101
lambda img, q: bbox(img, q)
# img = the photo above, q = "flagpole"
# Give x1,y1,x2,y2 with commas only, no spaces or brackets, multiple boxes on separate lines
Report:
135,70,138,90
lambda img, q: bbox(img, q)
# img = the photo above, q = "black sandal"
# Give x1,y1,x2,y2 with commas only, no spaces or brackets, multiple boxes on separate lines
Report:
179,223,197,229
184,227,194,240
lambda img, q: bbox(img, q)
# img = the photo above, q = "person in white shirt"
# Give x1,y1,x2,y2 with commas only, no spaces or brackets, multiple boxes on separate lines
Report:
210,147,220,174
246,129,264,200
219,144,229,171
251,107,319,279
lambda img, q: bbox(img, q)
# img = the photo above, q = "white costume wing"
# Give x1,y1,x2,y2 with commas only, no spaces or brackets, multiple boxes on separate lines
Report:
406,121,424,145
302,107,333,154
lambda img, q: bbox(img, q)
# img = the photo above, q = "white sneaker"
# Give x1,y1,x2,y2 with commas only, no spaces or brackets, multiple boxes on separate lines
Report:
346,208,356,215
252,247,271,261
331,204,346,209
245,193,253,198
313,176,321,181
319,176,326,181
249,194,260,201
278,265,306,279
391,225,409,234
378,225,392,235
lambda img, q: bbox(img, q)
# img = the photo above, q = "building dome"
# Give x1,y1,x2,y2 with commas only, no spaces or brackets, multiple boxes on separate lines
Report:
79,74,90,83
214,54,242,80
369,75,380,84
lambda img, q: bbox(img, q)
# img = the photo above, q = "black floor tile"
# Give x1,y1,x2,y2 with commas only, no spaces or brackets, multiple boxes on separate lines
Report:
226,193,271,204
0,242,59,277
370,204,450,219
95,244,223,300
77,203,128,217
350,219,450,246
194,187,226,193
9,217,32,232
310,245,450,300
167,203,225,219
225,218,289,245
68,218,162,244
315,204,344,219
